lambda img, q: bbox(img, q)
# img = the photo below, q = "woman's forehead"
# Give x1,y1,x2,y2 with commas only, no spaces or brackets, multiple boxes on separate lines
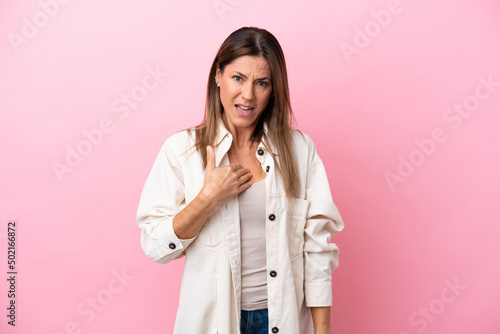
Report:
225,56,271,76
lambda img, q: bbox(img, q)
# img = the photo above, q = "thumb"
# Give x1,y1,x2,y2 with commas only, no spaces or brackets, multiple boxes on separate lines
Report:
206,145,216,170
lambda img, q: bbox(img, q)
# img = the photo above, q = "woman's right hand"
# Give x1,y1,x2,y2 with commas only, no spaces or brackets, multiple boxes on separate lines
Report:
201,145,253,205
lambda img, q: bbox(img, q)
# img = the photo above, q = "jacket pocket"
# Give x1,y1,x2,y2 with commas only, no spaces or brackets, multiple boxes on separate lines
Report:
287,197,309,257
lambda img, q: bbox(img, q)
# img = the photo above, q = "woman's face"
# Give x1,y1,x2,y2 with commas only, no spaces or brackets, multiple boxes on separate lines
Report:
216,55,273,132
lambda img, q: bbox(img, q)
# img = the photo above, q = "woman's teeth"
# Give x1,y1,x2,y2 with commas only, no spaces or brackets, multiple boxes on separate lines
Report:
236,105,253,113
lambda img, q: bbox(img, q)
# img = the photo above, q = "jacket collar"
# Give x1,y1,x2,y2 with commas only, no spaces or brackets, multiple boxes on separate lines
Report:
213,119,278,155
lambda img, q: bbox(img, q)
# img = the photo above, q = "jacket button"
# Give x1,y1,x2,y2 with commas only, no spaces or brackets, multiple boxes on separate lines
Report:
270,270,277,277
168,243,176,250
268,214,275,221
271,327,279,333
257,148,264,156
265,166,270,173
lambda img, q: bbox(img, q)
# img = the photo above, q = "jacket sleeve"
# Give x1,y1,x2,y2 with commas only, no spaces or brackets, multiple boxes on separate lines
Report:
303,137,345,307
136,137,196,264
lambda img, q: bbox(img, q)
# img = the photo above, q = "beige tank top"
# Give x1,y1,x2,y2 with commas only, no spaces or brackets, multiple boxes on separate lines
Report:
238,178,268,311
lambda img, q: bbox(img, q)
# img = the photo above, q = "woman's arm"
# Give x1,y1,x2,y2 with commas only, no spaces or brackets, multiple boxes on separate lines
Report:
171,187,218,239
300,133,344,330
137,136,191,263
310,306,331,334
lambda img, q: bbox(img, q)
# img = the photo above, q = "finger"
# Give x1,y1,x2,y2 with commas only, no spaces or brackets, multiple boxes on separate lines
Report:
239,180,253,191
240,172,253,183
206,146,216,171
235,168,252,178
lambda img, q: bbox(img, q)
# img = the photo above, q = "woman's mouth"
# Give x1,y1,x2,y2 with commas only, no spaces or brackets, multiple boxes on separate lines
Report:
235,104,254,116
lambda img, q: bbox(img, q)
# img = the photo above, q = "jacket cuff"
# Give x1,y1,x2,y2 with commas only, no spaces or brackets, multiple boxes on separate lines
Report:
305,281,332,307
147,217,197,262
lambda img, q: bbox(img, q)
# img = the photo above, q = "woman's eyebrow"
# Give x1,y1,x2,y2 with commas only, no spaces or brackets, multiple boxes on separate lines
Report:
234,71,270,81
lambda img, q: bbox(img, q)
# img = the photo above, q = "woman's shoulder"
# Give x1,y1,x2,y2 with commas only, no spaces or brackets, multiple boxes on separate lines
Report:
289,128,323,166
290,128,316,150
161,126,197,156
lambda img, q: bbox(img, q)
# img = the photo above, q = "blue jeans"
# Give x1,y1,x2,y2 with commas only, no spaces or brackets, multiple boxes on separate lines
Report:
240,309,269,334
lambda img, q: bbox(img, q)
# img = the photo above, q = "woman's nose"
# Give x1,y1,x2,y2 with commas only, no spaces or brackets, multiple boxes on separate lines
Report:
240,82,255,101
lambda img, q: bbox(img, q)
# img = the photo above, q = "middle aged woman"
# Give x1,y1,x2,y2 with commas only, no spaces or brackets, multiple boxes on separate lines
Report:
136,26,345,334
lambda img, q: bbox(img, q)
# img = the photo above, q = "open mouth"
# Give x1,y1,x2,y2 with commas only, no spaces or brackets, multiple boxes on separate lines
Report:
235,104,254,114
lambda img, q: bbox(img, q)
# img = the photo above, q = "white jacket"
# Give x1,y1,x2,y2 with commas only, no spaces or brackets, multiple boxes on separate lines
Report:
136,120,344,334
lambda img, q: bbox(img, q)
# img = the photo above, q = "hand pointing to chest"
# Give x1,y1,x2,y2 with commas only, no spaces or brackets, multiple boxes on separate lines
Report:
201,145,253,205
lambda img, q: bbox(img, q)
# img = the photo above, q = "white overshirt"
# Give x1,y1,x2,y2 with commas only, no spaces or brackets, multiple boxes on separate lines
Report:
136,120,345,334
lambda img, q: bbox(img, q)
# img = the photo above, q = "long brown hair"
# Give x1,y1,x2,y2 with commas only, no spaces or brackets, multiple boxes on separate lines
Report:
189,26,299,199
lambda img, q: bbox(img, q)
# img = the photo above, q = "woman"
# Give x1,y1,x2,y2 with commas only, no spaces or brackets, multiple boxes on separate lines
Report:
137,27,344,334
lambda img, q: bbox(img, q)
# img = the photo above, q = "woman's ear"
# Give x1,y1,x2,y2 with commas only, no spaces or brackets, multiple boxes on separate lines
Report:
215,66,221,86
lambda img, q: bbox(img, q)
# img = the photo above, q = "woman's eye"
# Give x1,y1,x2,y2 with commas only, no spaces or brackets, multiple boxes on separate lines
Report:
257,81,267,87
233,76,242,81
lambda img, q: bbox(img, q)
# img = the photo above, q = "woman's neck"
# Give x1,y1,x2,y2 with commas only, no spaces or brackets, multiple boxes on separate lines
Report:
222,114,258,150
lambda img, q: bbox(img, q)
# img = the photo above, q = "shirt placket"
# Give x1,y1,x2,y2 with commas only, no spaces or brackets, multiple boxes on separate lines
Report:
257,144,283,334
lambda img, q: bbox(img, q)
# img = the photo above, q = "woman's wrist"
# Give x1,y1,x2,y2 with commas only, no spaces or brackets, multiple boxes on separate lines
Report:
199,186,219,209
313,325,331,334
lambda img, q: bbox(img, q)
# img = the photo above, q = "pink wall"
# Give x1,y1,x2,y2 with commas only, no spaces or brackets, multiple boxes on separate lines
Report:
1,0,499,333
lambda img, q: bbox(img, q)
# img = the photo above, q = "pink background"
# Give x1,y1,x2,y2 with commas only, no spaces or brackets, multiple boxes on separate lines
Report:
1,0,499,333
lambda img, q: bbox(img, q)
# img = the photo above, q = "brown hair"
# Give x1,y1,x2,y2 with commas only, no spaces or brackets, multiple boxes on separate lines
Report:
189,26,299,199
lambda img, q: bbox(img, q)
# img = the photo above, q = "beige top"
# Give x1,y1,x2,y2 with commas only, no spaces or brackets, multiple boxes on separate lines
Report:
238,178,268,311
